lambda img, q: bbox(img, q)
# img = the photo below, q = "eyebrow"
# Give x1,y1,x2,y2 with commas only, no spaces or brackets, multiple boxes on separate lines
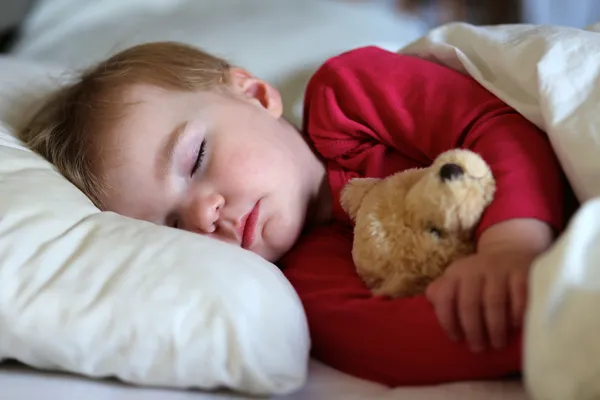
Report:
157,121,189,180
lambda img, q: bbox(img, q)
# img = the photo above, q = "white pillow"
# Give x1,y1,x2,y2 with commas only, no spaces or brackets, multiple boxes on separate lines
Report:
398,22,600,400
0,56,310,395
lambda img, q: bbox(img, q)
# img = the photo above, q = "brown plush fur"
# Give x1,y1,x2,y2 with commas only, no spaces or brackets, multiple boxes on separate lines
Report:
341,149,496,298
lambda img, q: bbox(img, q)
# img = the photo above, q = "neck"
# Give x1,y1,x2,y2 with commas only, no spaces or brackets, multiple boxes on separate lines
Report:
283,117,332,229
305,151,332,229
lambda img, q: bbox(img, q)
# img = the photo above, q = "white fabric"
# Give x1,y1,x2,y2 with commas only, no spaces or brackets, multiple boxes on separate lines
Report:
10,0,424,128
522,0,600,28
397,22,600,400
0,359,527,400
0,0,425,396
0,58,309,396
400,22,600,203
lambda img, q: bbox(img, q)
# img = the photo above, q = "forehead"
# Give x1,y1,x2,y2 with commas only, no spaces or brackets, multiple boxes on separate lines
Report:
96,84,183,220
98,86,170,167
124,84,178,106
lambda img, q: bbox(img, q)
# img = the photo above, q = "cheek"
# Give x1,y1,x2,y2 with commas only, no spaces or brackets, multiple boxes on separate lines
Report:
203,142,253,182
261,216,304,259
199,150,272,205
213,141,290,186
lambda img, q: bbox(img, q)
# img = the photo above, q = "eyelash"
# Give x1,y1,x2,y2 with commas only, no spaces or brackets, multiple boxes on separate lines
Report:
191,138,207,176
172,139,206,228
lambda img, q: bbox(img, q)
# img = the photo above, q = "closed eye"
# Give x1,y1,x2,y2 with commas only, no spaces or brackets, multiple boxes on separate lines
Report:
191,138,207,176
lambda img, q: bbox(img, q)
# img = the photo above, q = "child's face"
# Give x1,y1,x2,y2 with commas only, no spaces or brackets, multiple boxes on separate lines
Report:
97,69,328,262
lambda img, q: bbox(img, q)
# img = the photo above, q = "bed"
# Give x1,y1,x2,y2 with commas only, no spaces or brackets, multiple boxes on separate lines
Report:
1,1,600,400
1,358,528,400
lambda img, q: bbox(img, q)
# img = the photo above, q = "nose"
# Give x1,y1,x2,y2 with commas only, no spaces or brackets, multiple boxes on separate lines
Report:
180,193,225,234
439,163,464,182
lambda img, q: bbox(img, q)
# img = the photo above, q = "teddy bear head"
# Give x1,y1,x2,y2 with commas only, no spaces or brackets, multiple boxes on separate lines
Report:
340,149,496,298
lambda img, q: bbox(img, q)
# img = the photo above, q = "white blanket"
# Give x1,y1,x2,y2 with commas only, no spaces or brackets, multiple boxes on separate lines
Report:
397,22,600,400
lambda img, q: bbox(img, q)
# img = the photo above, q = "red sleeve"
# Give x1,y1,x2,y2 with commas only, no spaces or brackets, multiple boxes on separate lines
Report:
302,46,566,236
280,224,522,386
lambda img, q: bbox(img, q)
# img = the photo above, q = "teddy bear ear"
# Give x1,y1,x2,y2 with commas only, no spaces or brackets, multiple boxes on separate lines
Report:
340,177,380,220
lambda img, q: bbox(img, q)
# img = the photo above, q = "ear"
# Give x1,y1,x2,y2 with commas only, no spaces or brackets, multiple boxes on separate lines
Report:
340,177,380,220
228,68,283,118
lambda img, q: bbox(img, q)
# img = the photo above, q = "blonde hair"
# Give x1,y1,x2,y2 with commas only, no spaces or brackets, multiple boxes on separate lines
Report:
18,41,232,208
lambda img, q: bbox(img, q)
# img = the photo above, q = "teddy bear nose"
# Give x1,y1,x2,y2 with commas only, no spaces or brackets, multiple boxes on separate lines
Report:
439,163,464,181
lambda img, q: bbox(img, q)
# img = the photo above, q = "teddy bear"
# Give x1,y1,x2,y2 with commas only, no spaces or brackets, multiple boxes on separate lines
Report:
340,149,496,298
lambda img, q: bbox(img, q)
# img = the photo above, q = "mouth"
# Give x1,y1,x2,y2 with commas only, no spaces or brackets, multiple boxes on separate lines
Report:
238,201,260,250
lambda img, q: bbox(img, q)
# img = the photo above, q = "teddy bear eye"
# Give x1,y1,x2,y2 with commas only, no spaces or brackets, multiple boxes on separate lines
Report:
428,226,445,238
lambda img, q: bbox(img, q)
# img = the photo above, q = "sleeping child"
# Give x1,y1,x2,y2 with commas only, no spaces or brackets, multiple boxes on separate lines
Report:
19,41,568,386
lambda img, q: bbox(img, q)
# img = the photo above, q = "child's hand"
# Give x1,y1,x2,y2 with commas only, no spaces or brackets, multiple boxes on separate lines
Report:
425,251,533,352
425,219,554,353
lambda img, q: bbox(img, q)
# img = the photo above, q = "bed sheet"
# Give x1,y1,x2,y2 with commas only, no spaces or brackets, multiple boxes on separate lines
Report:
0,360,527,400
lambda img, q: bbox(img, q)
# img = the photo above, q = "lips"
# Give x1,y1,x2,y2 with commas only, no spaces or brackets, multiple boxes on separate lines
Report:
238,202,260,250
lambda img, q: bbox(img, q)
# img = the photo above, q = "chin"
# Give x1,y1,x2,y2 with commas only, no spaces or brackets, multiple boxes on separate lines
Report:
256,242,292,263
258,222,302,262
259,248,283,263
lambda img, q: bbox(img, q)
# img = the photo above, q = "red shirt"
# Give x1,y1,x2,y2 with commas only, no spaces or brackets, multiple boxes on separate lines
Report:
280,47,566,386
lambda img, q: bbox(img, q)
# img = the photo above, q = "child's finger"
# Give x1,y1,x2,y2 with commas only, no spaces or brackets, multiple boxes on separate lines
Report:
509,271,528,329
458,276,485,352
483,277,508,350
428,277,461,342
